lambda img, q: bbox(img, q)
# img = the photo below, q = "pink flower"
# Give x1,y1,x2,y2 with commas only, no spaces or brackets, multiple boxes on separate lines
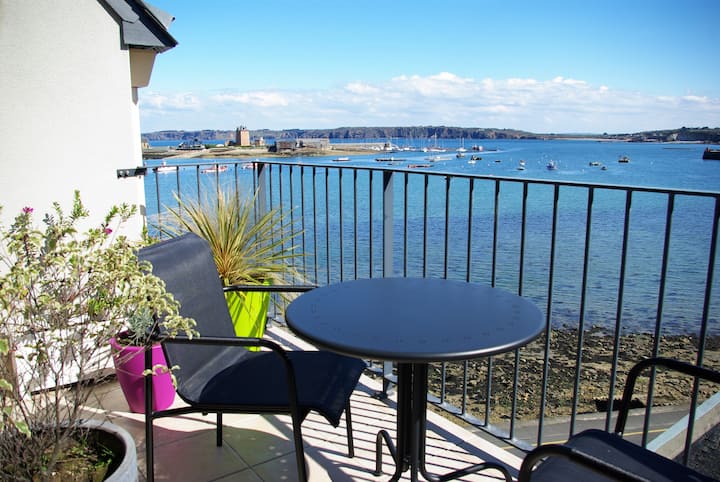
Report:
103,228,113,235
22,207,33,214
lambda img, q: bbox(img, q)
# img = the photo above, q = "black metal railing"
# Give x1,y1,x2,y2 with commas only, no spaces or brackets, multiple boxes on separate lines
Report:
144,158,720,458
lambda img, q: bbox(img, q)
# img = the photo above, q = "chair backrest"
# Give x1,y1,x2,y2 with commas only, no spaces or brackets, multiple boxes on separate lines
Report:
139,232,236,338
138,233,245,396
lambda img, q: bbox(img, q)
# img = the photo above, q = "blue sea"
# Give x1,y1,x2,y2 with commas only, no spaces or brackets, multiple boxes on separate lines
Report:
145,139,720,337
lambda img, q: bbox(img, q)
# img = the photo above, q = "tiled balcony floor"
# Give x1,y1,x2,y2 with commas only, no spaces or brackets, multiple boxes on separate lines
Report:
84,326,522,481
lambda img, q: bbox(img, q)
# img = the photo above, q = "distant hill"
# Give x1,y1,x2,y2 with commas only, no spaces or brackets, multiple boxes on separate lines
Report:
142,126,720,143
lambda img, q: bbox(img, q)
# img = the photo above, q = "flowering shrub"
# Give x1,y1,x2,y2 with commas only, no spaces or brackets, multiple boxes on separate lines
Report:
0,191,196,479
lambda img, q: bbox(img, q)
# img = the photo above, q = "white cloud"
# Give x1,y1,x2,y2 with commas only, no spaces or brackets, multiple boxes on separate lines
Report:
139,73,720,133
140,92,202,111
210,91,290,107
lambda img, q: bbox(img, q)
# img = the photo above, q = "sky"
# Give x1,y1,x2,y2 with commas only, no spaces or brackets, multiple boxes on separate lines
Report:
139,0,720,135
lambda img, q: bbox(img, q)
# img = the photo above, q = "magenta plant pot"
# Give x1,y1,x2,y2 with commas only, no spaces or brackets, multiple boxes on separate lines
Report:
109,337,176,413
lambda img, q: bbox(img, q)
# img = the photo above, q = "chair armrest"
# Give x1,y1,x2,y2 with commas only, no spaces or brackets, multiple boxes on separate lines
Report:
518,443,651,482
161,334,290,358
144,335,306,426
614,357,720,434
222,284,316,293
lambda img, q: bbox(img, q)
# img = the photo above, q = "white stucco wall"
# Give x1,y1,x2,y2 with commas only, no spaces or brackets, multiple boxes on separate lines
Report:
0,0,146,236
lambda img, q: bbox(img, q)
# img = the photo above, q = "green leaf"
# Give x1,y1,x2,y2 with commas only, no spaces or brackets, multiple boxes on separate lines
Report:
14,420,31,438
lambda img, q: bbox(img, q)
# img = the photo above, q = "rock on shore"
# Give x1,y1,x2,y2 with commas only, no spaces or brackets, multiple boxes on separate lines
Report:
428,328,720,421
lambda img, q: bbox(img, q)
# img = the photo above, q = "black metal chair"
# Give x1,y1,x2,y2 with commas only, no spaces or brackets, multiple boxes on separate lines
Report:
519,357,720,481
139,232,367,481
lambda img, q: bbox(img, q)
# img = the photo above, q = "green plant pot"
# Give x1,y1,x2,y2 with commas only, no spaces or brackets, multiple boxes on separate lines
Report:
225,287,270,350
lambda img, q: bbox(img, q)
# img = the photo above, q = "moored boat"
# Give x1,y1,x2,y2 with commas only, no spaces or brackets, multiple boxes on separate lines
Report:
546,160,558,170
155,161,176,173
702,148,720,160
618,155,630,163
201,165,228,174
176,139,204,150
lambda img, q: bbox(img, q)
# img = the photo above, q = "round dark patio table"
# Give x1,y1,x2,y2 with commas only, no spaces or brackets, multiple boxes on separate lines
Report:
285,277,544,482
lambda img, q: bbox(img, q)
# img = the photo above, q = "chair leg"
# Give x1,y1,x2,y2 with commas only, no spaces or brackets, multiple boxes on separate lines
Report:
216,412,223,446
344,401,355,458
291,417,309,481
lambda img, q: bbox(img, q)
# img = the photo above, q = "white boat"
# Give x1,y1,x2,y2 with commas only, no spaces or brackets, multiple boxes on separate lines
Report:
546,160,558,170
155,161,176,173
176,139,204,151
333,157,351,162
201,165,228,174
618,155,630,163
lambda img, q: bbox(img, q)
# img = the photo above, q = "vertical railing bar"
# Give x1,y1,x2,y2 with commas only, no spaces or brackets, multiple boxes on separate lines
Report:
382,171,394,278
462,360,469,416
214,163,221,199
152,170,163,236
537,184,560,445
195,165,201,205
277,165,284,275
354,170,359,279
325,168,331,285
268,165,274,212
404,172,410,277
485,179,502,425
233,162,240,203
288,166,296,273
339,170,344,281
570,187,594,436
443,176,451,279
299,166,308,278
277,165,284,212
465,178,475,282
643,193,675,446
491,180,500,287
509,182,529,439
252,162,258,196
683,195,720,464
369,172,374,278
484,357,493,425
312,167,319,284
518,182,529,295
422,174,429,277
174,167,182,228
606,189,633,432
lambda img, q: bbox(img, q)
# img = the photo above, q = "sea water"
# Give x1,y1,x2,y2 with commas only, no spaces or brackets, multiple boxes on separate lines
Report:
144,139,720,336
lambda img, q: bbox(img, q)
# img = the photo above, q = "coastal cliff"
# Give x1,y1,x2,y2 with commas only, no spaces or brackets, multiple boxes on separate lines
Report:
142,126,720,143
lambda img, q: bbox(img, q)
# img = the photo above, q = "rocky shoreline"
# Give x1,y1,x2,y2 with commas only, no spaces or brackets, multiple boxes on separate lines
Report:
143,144,382,160
427,328,720,421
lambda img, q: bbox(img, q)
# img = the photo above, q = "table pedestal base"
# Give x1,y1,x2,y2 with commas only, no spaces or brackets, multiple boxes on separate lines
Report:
374,363,511,482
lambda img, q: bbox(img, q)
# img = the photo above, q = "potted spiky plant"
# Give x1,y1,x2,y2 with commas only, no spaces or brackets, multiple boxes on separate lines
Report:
159,188,304,342
0,191,196,480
